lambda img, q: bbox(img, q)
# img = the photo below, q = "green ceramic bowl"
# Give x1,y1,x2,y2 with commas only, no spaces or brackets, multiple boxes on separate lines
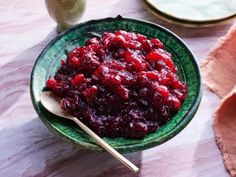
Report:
30,16,202,153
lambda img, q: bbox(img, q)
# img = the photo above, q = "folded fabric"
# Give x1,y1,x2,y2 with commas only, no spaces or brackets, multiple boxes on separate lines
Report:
213,86,236,177
201,23,236,98
201,23,236,177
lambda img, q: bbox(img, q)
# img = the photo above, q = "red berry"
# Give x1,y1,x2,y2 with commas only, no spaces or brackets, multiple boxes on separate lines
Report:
150,38,163,48
167,95,181,110
115,30,128,36
70,56,80,68
68,48,80,59
146,49,170,61
124,51,148,71
146,49,175,70
146,51,158,61
117,85,130,100
125,40,142,50
104,60,125,70
92,65,109,79
176,82,187,90
89,44,100,53
125,121,148,138
147,121,159,133
115,30,132,40
83,86,98,98
102,32,116,48
172,89,187,102
46,79,57,90
85,37,99,46
113,35,126,46
102,75,121,86
137,34,147,42
142,40,152,53
71,74,87,86
146,71,160,81
154,85,169,99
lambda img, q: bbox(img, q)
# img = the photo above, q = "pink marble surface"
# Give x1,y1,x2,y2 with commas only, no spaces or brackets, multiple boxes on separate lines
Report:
0,0,234,176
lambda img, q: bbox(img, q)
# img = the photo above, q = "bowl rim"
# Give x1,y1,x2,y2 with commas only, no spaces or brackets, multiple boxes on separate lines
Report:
30,16,202,153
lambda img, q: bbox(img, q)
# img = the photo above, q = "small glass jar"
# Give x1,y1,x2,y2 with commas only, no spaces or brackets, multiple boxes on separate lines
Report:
45,0,86,32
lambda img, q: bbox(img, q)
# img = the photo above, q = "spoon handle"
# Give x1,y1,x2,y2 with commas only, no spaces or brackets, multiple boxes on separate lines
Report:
71,117,139,173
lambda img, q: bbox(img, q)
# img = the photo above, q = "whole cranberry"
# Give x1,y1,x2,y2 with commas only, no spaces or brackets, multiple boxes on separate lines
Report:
150,38,163,49
85,37,99,46
166,95,181,111
125,121,148,138
71,74,87,86
46,78,57,90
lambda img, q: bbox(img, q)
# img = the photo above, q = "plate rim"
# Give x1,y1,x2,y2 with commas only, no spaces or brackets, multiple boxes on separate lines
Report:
30,16,202,153
143,0,236,27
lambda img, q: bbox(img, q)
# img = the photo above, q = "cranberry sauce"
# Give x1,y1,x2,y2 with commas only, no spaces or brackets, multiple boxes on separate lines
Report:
46,30,187,139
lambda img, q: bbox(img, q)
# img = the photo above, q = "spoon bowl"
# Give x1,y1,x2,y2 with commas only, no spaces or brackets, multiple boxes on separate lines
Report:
40,91,73,119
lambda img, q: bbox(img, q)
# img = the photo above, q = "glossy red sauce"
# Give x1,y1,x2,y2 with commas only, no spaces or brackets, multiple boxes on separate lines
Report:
46,30,187,138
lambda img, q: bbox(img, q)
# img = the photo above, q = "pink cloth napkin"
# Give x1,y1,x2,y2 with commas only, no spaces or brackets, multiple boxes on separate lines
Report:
201,23,236,177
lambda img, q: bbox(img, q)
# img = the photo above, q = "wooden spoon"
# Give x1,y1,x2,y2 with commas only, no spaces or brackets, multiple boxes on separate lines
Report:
40,91,139,173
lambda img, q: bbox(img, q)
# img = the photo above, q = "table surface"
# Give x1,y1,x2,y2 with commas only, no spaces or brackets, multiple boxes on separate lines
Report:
0,0,234,177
